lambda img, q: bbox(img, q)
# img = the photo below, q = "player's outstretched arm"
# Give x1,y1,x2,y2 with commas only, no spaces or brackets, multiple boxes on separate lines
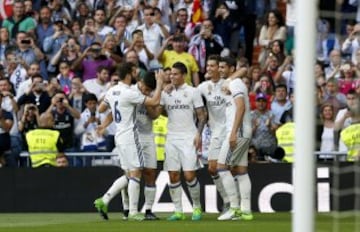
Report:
144,70,164,107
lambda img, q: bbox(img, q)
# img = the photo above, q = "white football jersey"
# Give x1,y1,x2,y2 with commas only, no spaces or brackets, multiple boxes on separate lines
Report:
198,79,226,137
161,84,204,140
131,84,154,142
223,78,252,139
104,82,146,144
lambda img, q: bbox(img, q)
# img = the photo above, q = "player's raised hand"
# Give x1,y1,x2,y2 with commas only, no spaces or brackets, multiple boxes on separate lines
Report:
155,69,165,87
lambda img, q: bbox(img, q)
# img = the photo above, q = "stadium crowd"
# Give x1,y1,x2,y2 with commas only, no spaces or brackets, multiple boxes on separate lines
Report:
0,0,360,168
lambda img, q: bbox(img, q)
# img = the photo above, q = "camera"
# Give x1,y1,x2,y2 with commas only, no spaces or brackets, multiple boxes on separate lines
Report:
58,97,64,103
28,105,36,111
90,111,96,117
21,39,31,44
68,44,74,49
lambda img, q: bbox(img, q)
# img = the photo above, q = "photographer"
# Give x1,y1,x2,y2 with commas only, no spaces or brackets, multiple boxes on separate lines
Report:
43,17,69,60
15,31,44,66
0,93,13,167
71,42,115,81
18,103,40,150
17,74,51,114
75,93,105,153
45,91,80,155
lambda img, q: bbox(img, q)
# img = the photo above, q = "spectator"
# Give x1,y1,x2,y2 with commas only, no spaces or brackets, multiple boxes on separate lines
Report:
334,89,359,152
316,103,336,160
248,65,262,92
83,65,109,100
17,74,51,114
46,76,63,98
56,154,69,167
18,103,39,150
211,2,233,49
48,37,81,75
274,56,295,94
124,49,148,79
251,93,278,161
15,31,44,67
111,14,132,53
157,35,200,86
188,19,224,76
71,42,114,81
271,84,292,125
0,27,12,63
125,30,154,69
75,93,106,152
337,62,358,95
0,93,13,167
16,62,40,99
93,8,115,37
45,91,80,156
78,17,103,51
322,77,347,114
25,112,65,168
171,8,189,36
102,34,122,63
324,49,342,79
268,39,286,65
35,6,54,47
316,19,340,64
137,6,169,56
49,0,71,24
251,74,274,110
315,60,326,88
3,50,27,92
74,2,91,27
68,77,87,114
0,78,20,167
258,9,286,65
56,61,75,96
1,0,36,39
43,17,69,60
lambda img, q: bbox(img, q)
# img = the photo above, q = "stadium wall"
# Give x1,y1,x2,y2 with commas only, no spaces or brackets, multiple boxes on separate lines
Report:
0,163,355,213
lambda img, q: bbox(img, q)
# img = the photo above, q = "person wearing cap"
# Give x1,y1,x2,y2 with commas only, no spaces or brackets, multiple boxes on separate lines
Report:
43,16,69,60
157,35,200,86
250,92,277,161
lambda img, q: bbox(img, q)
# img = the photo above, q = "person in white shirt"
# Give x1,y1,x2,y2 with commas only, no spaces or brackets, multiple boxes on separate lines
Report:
83,65,109,100
217,57,253,221
156,62,206,221
94,8,115,37
16,63,41,100
197,55,229,211
137,6,169,55
94,62,163,221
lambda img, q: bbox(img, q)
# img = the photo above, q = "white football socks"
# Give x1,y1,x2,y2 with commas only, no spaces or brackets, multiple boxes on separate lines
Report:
144,185,156,211
102,175,128,205
186,178,201,209
121,187,129,211
128,177,141,215
235,173,252,213
218,170,239,209
169,182,182,212
212,174,230,205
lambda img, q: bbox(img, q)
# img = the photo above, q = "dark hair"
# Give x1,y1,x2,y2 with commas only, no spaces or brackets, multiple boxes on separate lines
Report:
84,93,98,103
31,74,43,81
275,84,287,92
142,71,156,90
131,29,143,37
118,62,136,80
207,54,221,64
172,62,187,74
220,56,237,68
96,65,108,73
266,9,285,27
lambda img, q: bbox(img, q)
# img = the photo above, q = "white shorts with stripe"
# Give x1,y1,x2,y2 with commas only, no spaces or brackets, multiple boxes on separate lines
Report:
141,140,157,169
218,136,250,167
115,137,144,171
164,138,200,171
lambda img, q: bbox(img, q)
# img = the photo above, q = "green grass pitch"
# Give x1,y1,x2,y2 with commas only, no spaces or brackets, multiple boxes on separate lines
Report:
0,213,357,232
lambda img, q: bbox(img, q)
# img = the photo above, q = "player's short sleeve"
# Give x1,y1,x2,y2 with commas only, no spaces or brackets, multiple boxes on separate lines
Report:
103,89,112,106
160,91,166,106
193,88,204,109
127,88,146,105
197,82,206,96
229,79,247,99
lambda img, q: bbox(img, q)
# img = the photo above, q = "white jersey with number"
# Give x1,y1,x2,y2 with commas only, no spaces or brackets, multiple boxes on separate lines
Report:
223,78,252,139
131,84,154,142
161,84,204,140
104,82,146,144
198,79,226,137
